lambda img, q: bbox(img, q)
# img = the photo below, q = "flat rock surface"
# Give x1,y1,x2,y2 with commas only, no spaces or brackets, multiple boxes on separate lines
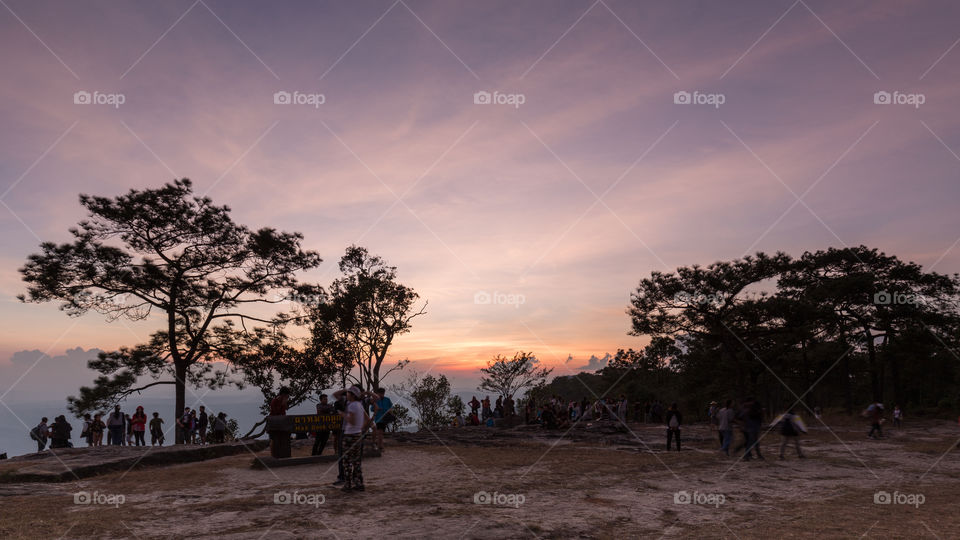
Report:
0,440,268,484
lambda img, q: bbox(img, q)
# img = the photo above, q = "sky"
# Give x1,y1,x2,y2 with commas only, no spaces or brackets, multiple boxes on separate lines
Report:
2,0,960,404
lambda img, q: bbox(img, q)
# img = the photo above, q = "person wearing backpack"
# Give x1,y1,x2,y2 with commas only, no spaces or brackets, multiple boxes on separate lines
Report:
665,403,682,451
30,417,49,452
775,408,806,459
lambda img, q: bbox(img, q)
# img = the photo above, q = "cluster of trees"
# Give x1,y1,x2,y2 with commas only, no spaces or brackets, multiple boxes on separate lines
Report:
388,353,552,430
540,248,960,418
19,180,425,442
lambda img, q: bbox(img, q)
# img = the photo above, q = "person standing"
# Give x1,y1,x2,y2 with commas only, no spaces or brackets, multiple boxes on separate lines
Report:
893,405,903,429
268,387,291,455
90,414,105,446
125,414,134,446
312,394,335,456
617,395,628,423
107,406,125,446
149,412,164,446
212,413,228,443
708,401,722,447
176,407,191,444
196,406,208,445
742,398,764,460
49,415,72,448
31,417,49,452
866,402,884,439
469,396,480,416
332,391,348,485
80,414,93,447
718,400,735,456
775,409,806,459
335,386,375,492
131,406,147,446
665,403,682,451
481,396,492,421
372,388,393,453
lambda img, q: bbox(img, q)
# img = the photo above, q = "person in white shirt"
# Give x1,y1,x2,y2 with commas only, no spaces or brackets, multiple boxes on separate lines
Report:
333,385,376,492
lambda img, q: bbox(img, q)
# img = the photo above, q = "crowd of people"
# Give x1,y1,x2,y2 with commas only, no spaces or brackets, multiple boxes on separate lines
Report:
505,394,915,461
29,404,234,452
269,385,395,493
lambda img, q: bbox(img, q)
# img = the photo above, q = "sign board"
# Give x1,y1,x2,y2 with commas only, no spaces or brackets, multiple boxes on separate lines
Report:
291,414,342,433
266,414,342,433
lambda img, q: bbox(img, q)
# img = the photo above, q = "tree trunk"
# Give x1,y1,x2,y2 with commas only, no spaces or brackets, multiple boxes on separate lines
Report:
175,362,187,444
865,328,881,402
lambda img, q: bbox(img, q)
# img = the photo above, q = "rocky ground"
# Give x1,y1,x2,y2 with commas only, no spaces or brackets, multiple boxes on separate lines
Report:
1,416,959,539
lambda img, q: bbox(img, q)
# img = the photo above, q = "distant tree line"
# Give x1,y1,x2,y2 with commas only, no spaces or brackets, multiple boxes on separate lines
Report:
537,248,960,419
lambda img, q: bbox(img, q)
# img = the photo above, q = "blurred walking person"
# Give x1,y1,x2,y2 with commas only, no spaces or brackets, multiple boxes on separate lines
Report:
741,397,764,461
665,403,682,451
718,400,735,456
774,408,806,459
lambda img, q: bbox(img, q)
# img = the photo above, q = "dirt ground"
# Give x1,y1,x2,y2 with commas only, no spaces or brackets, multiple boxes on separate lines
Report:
1,417,959,539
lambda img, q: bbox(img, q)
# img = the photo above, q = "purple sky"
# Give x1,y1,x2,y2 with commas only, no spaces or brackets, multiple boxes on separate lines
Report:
2,0,960,397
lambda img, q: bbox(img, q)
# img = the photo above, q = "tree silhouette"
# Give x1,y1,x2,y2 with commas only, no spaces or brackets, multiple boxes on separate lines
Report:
19,179,321,442
478,352,552,400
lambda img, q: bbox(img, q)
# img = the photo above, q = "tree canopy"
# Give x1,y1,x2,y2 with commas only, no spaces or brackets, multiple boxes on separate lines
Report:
19,179,325,441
